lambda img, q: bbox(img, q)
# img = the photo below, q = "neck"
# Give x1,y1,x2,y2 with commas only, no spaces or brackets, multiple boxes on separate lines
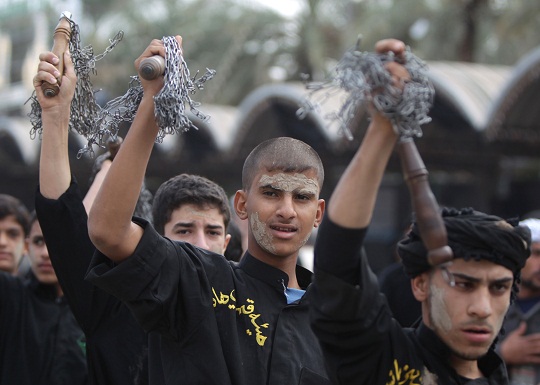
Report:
449,356,482,380
248,249,300,289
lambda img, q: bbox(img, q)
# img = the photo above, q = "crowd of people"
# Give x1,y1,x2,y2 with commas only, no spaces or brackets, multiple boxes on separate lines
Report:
0,35,538,385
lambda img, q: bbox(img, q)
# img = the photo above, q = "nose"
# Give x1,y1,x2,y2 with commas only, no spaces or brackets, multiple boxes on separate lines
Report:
0,232,7,246
468,288,493,319
276,194,297,220
191,230,210,251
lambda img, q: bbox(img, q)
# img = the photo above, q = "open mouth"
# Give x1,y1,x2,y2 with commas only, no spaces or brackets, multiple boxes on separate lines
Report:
270,225,297,233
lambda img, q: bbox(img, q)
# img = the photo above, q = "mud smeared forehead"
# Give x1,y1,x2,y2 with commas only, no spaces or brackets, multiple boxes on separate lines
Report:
259,173,319,196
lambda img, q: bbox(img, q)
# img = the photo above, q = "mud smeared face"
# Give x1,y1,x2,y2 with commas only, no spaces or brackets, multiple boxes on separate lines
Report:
426,260,512,364
244,171,323,260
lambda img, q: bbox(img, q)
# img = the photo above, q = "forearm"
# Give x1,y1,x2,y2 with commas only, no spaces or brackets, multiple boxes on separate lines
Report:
82,160,111,213
88,95,157,262
328,115,397,229
39,107,71,199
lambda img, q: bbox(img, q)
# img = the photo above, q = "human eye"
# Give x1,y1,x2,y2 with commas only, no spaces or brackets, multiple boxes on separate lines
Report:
295,193,311,201
453,279,475,291
32,236,45,247
176,229,190,235
490,282,511,295
262,189,278,197
7,229,23,239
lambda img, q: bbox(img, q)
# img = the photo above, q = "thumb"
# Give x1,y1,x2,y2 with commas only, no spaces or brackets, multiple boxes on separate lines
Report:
515,321,528,335
63,50,76,80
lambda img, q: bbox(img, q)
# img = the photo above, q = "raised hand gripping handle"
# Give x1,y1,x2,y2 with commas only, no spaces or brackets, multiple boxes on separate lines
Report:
42,13,72,97
138,55,165,80
397,138,453,266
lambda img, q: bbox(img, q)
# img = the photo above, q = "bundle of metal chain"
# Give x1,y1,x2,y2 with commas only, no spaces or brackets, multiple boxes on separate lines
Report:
297,39,434,141
28,17,215,157
152,36,216,143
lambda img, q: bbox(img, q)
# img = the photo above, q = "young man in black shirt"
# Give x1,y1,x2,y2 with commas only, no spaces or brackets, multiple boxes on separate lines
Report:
0,194,30,275
33,48,232,384
0,211,88,385
309,38,531,385
85,36,329,384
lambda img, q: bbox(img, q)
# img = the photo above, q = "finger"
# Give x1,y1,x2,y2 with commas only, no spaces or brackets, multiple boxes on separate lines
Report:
515,321,528,336
33,69,59,89
175,35,183,54
38,51,60,66
134,39,166,69
526,355,540,364
385,61,410,90
374,39,406,56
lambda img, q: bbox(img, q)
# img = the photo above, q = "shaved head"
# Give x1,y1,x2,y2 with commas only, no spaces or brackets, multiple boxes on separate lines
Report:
242,137,324,191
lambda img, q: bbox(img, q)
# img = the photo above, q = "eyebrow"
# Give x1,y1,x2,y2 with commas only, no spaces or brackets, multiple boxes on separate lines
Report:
172,222,224,230
451,272,513,285
259,183,317,196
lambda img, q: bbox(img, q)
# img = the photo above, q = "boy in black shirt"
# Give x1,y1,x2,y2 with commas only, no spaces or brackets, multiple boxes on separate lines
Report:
85,36,329,384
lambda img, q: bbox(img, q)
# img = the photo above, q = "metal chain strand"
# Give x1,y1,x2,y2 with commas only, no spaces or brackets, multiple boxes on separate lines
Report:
153,36,217,143
297,39,434,140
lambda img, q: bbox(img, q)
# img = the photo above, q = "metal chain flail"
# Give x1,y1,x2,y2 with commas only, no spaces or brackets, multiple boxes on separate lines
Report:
153,36,217,143
27,16,124,156
297,38,434,140
27,16,215,157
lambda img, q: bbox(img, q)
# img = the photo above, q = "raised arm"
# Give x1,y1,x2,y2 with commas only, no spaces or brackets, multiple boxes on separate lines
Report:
34,51,76,199
88,37,181,262
327,39,408,228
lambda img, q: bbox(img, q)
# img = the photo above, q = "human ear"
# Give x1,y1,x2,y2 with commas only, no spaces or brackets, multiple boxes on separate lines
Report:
313,199,325,228
222,234,232,255
411,273,429,301
234,190,248,220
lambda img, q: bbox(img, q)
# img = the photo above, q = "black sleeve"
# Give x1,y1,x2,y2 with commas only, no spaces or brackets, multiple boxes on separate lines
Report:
310,215,397,384
85,220,224,340
313,214,368,285
35,179,114,332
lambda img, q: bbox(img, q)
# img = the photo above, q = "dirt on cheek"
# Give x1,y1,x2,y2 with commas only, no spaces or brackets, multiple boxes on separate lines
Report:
430,285,452,333
250,212,275,254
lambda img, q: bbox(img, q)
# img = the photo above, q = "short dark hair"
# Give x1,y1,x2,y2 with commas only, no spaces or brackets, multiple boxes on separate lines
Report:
152,174,230,236
0,194,30,236
242,137,324,191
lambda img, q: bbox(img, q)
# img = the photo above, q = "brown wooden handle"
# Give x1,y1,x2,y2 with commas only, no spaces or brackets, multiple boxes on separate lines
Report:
42,14,72,97
138,55,165,80
397,138,453,266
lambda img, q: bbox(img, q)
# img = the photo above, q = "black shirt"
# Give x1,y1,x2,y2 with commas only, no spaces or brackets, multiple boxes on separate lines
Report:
35,181,148,385
0,272,88,385
86,218,330,385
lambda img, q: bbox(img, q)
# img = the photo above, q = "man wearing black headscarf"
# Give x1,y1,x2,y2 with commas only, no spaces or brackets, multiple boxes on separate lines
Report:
309,39,531,385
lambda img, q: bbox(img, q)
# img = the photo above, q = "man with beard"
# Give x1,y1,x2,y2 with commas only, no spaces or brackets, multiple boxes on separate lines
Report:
309,38,531,385
499,218,540,385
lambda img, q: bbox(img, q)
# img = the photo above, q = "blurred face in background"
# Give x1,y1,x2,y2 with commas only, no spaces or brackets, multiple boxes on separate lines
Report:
26,220,59,288
0,215,26,274
519,241,540,295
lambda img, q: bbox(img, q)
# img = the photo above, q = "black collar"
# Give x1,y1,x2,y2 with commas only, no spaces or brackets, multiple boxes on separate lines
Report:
238,252,313,292
25,272,60,301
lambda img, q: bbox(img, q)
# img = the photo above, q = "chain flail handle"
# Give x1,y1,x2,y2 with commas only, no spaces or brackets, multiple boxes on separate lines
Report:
42,11,72,97
139,56,165,81
398,138,453,266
